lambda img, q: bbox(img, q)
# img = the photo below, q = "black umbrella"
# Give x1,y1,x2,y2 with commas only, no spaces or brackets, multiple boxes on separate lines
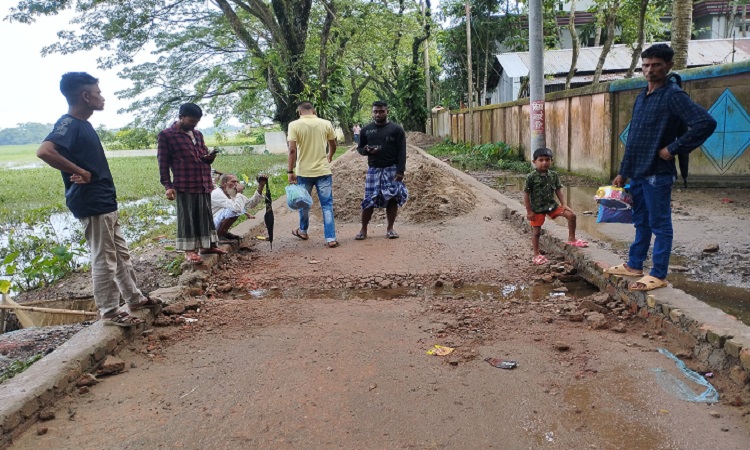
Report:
668,73,690,188
263,181,274,249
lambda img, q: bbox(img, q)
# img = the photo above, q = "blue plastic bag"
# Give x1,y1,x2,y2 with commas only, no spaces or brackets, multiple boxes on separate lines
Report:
285,184,313,210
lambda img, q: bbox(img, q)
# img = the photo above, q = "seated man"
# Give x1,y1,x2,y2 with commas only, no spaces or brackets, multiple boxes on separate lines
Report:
211,173,267,241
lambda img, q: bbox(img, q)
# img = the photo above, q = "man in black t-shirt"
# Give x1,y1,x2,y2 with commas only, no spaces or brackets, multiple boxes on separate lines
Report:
355,100,409,240
37,72,160,328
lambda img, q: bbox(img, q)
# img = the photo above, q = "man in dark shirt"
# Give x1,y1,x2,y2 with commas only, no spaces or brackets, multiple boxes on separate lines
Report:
36,72,159,327
158,103,226,263
355,100,409,240
606,44,717,291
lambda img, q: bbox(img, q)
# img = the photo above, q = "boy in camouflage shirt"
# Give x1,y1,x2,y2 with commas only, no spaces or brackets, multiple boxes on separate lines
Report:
523,148,588,265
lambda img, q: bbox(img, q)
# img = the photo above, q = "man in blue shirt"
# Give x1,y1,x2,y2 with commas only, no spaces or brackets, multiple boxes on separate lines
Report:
37,72,160,327
605,44,717,291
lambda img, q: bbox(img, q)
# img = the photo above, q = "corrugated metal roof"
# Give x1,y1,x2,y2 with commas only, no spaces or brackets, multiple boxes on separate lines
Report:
496,38,750,76
496,53,529,77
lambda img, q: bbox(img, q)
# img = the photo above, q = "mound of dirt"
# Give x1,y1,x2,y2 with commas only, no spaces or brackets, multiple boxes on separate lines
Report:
406,131,443,149
318,145,476,224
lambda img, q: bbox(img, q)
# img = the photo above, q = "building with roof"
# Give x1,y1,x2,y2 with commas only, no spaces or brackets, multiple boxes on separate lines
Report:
490,37,750,104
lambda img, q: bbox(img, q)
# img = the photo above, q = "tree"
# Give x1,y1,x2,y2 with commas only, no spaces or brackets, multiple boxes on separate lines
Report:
621,0,670,78
565,0,581,90
671,0,693,70
592,0,621,84
7,1,427,132
0,123,52,145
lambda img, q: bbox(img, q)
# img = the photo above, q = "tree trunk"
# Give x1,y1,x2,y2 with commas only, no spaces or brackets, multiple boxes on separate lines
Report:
565,0,580,89
626,0,650,78
482,36,489,106
594,5,603,47
671,0,693,70
593,0,620,84
728,1,739,38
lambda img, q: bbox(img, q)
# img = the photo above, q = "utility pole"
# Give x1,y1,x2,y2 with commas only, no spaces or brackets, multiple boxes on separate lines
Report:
528,0,546,155
423,2,432,127
465,0,474,144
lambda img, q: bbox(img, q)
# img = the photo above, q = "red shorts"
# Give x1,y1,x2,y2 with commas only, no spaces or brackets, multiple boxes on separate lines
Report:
529,205,564,227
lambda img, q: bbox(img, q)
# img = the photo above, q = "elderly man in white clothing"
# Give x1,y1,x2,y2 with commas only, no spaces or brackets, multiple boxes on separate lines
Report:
211,173,267,242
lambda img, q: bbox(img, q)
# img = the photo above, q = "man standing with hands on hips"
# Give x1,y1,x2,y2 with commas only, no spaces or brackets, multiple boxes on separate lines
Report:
37,72,160,327
287,101,339,248
355,100,409,240
605,44,716,291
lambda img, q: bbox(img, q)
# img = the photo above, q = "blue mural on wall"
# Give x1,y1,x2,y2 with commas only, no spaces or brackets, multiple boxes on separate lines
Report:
619,88,750,174
702,89,750,173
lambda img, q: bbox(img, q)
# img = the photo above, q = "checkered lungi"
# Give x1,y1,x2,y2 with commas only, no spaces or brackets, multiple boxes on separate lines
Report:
361,165,409,209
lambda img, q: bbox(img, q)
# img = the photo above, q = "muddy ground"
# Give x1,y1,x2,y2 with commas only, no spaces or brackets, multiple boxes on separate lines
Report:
3,134,750,448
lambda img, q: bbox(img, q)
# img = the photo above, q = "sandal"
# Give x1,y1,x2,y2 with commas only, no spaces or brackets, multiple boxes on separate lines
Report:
200,247,229,255
129,296,163,311
325,241,339,248
102,311,144,328
386,230,399,239
629,275,668,291
355,232,367,241
292,228,309,240
224,232,242,240
604,263,643,277
566,239,589,248
532,255,549,265
185,251,202,264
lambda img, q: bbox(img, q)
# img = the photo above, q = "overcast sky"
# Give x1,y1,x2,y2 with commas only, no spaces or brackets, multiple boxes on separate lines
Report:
0,9,134,130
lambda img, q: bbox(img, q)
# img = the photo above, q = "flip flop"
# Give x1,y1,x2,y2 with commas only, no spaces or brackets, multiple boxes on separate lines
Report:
185,252,202,264
292,228,309,240
532,255,549,265
566,239,589,248
629,275,668,291
102,311,144,328
604,263,643,277
386,230,399,239
355,232,367,240
325,241,339,248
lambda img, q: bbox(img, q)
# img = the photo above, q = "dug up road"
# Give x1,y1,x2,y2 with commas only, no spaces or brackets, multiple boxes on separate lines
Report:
10,139,750,449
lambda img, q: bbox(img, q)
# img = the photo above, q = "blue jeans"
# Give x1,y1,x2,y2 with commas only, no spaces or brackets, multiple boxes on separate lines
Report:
627,175,675,280
296,174,337,242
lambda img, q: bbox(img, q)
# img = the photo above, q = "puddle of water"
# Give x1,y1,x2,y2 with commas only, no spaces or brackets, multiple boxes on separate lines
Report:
669,273,750,325
239,280,599,302
495,177,750,325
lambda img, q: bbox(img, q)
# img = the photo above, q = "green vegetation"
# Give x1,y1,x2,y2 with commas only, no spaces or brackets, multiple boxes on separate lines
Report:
0,144,40,166
0,152,289,292
427,140,531,172
0,354,44,383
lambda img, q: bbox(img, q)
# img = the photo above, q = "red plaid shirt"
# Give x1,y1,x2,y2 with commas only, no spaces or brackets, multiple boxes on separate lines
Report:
157,122,214,193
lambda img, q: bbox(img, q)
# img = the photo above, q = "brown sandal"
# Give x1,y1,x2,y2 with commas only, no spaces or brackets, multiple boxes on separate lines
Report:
102,311,144,328
325,241,339,248
129,296,163,311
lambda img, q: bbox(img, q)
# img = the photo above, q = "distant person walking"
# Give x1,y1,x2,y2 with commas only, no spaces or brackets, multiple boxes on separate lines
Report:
287,101,339,247
605,44,716,291
36,72,160,327
352,123,361,144
158,103,227,263
355,100,408,240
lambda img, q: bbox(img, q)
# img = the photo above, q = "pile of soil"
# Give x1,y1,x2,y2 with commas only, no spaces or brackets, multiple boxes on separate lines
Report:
405,131,443,148
321,145,477,224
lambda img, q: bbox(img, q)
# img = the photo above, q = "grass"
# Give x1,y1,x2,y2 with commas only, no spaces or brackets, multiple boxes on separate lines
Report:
427,139,532,173
0,144,39,167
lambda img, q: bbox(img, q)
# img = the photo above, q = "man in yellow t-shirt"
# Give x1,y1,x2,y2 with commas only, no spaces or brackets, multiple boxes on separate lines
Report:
287,101,339,247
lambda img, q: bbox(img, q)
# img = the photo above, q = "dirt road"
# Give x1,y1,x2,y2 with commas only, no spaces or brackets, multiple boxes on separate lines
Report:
9,146,750,449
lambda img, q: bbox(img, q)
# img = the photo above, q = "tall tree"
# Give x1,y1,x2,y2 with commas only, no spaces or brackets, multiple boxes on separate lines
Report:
565,0,581,89
592,0,621,84
671,0,693,70
7,0,425,131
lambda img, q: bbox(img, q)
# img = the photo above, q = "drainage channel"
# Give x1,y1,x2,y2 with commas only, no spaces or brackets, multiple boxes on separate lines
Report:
495,175,750,326
238,279,600,303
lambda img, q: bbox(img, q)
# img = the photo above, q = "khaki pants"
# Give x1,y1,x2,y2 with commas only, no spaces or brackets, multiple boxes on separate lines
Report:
80,211,144,316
